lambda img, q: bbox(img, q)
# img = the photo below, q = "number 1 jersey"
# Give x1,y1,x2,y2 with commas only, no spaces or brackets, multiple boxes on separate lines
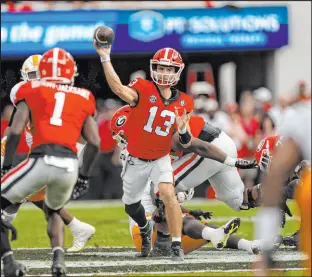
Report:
11,80,95,154
127,78,194,160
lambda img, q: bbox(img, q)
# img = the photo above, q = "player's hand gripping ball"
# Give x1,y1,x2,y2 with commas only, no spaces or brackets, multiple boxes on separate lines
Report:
93,26,115,47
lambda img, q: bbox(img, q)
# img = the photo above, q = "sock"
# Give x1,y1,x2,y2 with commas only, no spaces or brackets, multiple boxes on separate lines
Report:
237,239,252,252
201,226,217,241
52,247,64,253
172,237,181,242
68,217,81,232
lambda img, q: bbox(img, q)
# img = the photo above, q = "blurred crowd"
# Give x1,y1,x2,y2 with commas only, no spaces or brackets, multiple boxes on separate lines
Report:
1,1,216,12
1,75,310,200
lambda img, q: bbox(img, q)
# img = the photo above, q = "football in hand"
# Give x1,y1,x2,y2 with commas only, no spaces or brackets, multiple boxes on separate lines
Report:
93,26,115,47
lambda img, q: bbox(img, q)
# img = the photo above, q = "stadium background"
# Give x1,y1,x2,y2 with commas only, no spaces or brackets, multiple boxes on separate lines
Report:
1,1,311,201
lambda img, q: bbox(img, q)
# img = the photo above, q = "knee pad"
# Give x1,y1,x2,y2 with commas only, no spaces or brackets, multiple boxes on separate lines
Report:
125,201,141,216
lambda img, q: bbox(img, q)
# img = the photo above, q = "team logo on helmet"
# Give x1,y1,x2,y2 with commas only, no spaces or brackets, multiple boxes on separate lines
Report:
116,115,127,127
180,100,185,106
149,95,157,103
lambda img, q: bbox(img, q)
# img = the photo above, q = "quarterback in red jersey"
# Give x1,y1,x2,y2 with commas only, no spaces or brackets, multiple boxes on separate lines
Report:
94,42,194,260
1,48,100,277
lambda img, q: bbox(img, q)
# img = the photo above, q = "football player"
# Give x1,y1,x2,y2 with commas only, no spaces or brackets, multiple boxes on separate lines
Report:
1,54,96,253
111,105,257,212
94,43,195,260
1,48,101,277
253,100,311,276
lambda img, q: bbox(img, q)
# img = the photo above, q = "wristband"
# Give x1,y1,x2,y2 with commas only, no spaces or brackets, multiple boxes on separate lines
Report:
179,131,192,145
224,156,236,167
100,56,111,63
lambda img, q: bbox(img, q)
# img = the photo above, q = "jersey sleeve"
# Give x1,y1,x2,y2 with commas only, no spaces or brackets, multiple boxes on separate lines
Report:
127,77,145,95
189,116,205,138
10,81,27,106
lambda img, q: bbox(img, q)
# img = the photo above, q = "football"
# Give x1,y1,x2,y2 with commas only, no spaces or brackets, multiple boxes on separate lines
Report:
93,26,115,47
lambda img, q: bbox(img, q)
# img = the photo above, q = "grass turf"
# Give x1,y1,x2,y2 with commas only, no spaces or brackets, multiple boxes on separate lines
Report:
11,200,300,249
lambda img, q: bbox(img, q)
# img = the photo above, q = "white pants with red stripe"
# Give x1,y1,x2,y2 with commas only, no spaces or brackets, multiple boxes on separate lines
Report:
120,148,173,205
1,155,79,210
173,131,244,211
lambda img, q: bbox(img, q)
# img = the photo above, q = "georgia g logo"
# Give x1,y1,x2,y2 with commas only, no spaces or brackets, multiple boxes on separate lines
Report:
116,115,127,127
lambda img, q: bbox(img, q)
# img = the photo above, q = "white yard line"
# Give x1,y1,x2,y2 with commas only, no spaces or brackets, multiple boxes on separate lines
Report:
18,251,307,269
16,268,308,277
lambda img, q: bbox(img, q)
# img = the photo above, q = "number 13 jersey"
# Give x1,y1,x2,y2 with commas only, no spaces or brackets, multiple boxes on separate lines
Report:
127,78,194,160
10,80,95,155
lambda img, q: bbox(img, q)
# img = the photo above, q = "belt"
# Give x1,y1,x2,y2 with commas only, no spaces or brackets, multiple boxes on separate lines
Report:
129,154,157,162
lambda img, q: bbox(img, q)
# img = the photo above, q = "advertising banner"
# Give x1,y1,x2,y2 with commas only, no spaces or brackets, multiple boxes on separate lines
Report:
1,6,289,57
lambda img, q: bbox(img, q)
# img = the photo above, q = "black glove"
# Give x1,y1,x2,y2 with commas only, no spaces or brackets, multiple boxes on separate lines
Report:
155,194,166,222
189,210,213,220
71,174,89,200
1,165,12,178
235,159,258,169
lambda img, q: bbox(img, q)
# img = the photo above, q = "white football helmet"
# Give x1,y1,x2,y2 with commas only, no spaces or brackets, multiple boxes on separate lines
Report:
21,54,42,81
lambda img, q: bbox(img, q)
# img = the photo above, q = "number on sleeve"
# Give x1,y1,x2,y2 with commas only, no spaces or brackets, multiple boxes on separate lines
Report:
50,92,66,126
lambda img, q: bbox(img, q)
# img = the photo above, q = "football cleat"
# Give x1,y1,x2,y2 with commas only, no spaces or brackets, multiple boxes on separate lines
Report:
283,230,300,249
171,245,185,261
211,217,241,249
3,259,27,277
52,249,66,277
136,220,153,258
150,234,171,257
249,235,282,255
67,223,95,252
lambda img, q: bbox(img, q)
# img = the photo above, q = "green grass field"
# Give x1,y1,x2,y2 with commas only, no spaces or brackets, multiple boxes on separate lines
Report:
8,200,304,277
11,200,300,248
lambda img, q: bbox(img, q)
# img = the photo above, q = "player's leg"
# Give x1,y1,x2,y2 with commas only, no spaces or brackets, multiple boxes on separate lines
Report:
1,158,47,212
182,215,240,250
208,166,245,211
121,150,153,257
1,221,27,277
32,199,95,252
44,158,79,277
151,154,184,261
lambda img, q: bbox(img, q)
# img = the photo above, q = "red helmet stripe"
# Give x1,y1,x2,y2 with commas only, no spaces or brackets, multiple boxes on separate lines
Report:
52,47,59,78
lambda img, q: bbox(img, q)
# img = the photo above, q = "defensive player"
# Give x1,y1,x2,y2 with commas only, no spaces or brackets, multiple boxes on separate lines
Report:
1,48,100,277
1,54,95,253
254,100,311,276
94,43,195,260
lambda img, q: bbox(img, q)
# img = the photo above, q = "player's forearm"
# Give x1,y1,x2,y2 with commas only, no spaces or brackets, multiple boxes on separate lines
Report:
188,138,227,163
101,61,124,96
79,143,100,177
3,133,20,167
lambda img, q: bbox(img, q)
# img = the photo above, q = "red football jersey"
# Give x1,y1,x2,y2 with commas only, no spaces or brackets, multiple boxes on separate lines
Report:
12,81,95,154
127,78,194,160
